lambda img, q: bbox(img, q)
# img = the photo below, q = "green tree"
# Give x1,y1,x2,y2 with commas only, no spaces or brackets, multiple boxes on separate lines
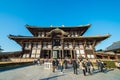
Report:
0,45,3,52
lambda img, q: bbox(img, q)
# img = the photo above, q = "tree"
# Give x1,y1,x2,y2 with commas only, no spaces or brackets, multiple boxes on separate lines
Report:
0,46,3,52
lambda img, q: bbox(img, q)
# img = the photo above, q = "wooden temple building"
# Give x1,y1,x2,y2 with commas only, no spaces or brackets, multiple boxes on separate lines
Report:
8,24,110,60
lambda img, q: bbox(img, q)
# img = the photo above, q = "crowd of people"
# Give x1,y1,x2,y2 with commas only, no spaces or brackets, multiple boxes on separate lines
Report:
33,58,107,76
52,59,68,73
51,58,107,76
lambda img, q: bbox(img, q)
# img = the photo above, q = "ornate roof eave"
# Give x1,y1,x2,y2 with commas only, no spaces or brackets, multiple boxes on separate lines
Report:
25,24,91,36
8,33,110,39
64,34,110,39
8,35,51,46
46,28,69,36
8,34,110,41
8,35,51,39
64,34,111,45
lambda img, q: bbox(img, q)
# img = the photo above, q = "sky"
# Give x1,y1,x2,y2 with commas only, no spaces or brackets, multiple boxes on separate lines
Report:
0,0,120,52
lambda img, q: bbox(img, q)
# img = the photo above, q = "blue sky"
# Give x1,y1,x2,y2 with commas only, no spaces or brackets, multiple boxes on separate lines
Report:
0,0,120,52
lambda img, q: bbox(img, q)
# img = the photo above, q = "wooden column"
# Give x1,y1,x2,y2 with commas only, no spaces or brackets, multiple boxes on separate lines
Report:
72,40,75,59
30,41,33,58
102,54,104,59
108,55,110,59
60,33,64,59
47,50,49,59
22,42,25,58
83,40,87,59
39,41,42,59
115,53,118,60
92,40,97,59
51,41,53,59
70,50,72,59
62,38,64,59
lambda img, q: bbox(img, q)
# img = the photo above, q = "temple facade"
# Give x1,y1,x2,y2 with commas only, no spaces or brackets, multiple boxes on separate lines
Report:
8,24,110,59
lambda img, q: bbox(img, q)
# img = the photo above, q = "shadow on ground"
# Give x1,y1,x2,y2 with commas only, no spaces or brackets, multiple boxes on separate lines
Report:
0,63,34,72
40,74,65,80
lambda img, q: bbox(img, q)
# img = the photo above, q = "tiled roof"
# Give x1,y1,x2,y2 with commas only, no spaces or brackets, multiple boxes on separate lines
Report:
106,41,120,51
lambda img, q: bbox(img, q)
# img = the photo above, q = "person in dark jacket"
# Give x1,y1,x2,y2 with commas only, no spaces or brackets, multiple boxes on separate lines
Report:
86,59,93,75
96,60,100,71
52,59,56,72
55,59,59,70
99,60,104,72
64,59,68,69
72,60,78,74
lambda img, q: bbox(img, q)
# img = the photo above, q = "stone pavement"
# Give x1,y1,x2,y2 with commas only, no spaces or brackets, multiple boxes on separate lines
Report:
0,64,120,80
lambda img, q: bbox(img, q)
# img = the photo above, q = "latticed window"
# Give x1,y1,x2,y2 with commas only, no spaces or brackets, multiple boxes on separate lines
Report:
25,43,29,48
75,42,79,48
43,42,47,48
33,43,38,48
38,32,42,37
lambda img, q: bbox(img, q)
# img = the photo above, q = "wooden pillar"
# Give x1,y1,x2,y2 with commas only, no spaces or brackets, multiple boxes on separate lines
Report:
73,40,76,59
62,39,64,59
92,40,96,59
39,42,42,59
51,41,53,59
73,50,76,59
30,42,33,58
108,55,110,59
83,40,87,59
61,34,64,59
102,54,104,59
22,42,25,58
47,50,49,59
115,53,118,60
51,50,52,59
70,50,72,59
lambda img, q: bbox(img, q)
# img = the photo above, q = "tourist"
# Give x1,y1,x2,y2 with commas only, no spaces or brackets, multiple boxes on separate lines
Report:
96,60,100,71
55,59,59,70
64,59,68,69
86,59,93,75
72,59,78,75
99,60,104,72
59,59,64,73
80,59,86,76
52,59,56,72
37,59,40,65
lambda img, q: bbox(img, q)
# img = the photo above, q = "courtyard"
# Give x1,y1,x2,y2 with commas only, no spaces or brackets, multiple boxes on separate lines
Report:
0,64,120,80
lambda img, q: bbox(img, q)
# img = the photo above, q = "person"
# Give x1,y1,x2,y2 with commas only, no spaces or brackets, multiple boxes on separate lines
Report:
64,59,68,69
100,61,104,72
37,59,40,65
33,59,37,65
55,59,59,70
99,60,104,72
86,59,93,75
59,59,64,73
52,59,56,72
72,60,78,75
80,59,87,76
96,60,100,70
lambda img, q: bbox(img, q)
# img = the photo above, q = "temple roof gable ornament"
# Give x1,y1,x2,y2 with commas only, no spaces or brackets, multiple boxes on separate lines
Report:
46,28,69,36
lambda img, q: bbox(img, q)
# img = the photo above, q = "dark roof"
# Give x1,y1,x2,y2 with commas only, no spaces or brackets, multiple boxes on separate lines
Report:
106,41,120,51
0,51,22,55
26,24,91,36
8,34,110,46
